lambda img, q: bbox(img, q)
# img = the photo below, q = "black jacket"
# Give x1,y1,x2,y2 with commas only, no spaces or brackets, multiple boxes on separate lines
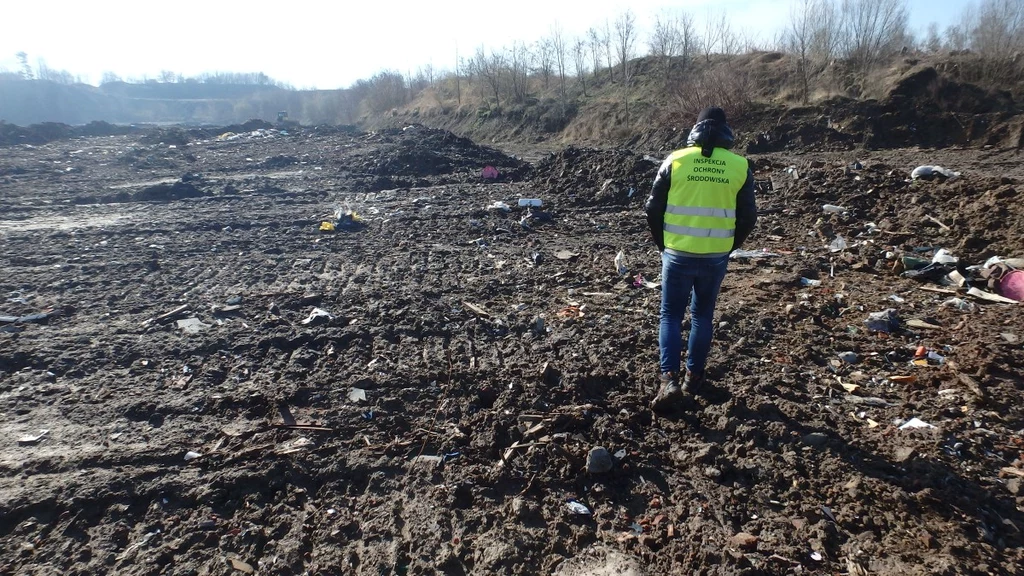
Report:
644,119,757,253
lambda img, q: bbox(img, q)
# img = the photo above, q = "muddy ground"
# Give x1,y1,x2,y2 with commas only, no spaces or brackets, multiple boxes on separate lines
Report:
1,124,1023,576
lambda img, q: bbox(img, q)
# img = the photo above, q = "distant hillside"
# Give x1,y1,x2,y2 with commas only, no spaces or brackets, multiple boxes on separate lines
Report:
0,78,337,126
3,52,1023,154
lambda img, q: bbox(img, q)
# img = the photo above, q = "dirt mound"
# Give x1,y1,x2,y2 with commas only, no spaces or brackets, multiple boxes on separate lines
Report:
0,121,73,146
139,127,192,146
348,125,527,188
374,125,523,176
133,179,207,202
529,147,660,206
763,156,1022,260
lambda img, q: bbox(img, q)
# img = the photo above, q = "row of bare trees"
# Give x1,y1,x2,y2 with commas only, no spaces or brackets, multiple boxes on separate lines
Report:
784,0,1024,103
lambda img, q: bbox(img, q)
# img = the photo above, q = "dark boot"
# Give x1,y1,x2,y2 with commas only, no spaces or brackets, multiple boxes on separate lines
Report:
681,370,706,394
651,372,681,411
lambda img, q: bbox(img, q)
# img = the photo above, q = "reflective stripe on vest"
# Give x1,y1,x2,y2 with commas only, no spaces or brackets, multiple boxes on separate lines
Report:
662,146,748,254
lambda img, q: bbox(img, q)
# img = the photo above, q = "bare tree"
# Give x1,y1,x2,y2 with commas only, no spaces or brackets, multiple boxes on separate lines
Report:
474,46,504,109
507,41,533,103
572,37,588,96
649,11,681,69
552,24,569,106
614,10,637,85
788,0,817,103
101,71,122,84
970,0,1024,60
159,70,177,83
602,19,615,81
810,0,844,64
587,27,603,79
15,51,32,80
944,24,969,51
841,0,909,71
923,22,942,53
454,46,462,106
535,38,554,90
700,9,730,61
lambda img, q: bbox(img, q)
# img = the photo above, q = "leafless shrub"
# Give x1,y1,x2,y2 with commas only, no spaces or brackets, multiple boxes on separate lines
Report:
673,66,756,120
840,0,909,72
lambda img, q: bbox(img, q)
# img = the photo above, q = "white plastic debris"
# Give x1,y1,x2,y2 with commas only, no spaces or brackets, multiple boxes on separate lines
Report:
822,204,849,214
184,451,202,461
730,249,780,259
829,236,848,252
614,251,628,276
566,501,592,515
911,165,960,180
517,198,542,207
898,417,936,430
932,248,958,264
837,351,858,364
17,430,49,445
487,201,511,212
942,297,977,313
801,277,822,287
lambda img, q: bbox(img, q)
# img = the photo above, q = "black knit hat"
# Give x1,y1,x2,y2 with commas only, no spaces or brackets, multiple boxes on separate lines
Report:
697,106,727,124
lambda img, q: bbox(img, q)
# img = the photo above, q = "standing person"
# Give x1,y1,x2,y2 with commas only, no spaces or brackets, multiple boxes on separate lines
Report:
645,107,757,411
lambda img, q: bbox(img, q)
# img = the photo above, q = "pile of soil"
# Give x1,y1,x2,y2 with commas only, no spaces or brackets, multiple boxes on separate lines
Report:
745,65,1024,154
1,126,1023,576
353,125,527,178
530,146,660,206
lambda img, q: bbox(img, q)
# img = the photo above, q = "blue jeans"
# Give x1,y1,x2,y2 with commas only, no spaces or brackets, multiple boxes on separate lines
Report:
659,251,728,375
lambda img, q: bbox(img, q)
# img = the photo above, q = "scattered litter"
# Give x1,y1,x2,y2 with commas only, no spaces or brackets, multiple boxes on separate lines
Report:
942,297,976,312
586,446,614,474
829,236,848,252
276,437,315,455
837,351,858,364
810,551,823,562
614,251,628,276
0,311,52,324
348,388,367,403
176,317,210,334
864,309,899,333
889,375,917,384
463,301,491,317
184,451,202,461
1001,270,1024,302
820,505,838,524
17,430,49,445
486,201,510,212
1002,333,1020,344
905,319,941,330
911,165,960,180
554,250,579,261
319,221,336,232
301,307,333,326
730,249,780,259
968,287,1020,304
931,248,958,264
518,198,542,207
566,500,592,515
481,166,499,179
888,294,905,303
801,277,822,287
898,417,936,430
228,557,255,574
822,204,849,214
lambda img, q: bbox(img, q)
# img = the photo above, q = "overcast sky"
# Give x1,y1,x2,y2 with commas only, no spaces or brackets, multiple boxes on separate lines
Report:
0,0,967,89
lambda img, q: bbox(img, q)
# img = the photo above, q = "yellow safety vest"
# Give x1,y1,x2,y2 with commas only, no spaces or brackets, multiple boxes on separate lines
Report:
663,146,748,255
